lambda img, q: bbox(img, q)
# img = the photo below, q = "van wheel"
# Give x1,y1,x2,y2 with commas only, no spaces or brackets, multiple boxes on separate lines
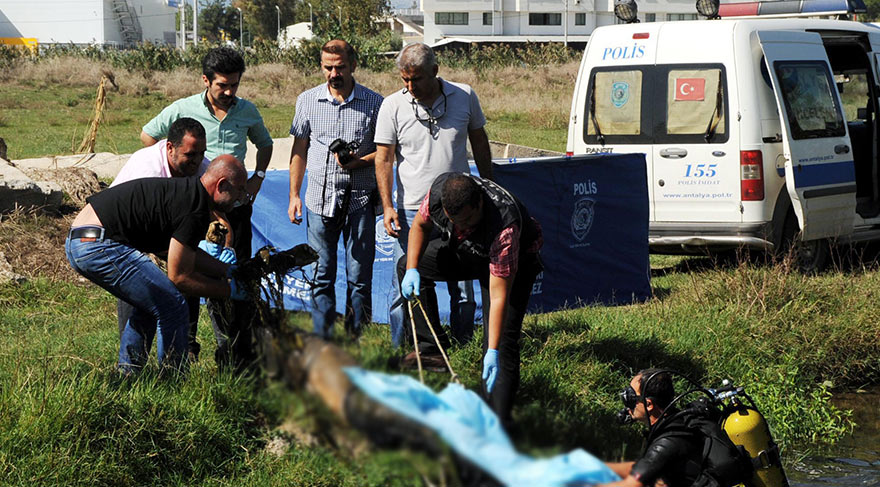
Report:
778,211,828,274
792,238,829,274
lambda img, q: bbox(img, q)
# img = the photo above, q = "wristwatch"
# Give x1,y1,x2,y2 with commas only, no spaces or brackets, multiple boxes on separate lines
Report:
254,170,266,179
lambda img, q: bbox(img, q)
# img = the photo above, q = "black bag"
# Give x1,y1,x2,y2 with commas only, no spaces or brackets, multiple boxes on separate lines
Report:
653,399,754,487
684,399,755,487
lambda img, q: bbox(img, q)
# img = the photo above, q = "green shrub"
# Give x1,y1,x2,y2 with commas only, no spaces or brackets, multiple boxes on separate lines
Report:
13,38,578,75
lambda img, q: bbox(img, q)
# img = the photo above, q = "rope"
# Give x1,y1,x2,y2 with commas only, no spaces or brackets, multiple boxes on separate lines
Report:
406,299,425,384
410,296,460,384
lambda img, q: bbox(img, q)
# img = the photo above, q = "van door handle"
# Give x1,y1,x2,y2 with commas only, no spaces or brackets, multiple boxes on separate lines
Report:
660,148,688,159
834,144,850,154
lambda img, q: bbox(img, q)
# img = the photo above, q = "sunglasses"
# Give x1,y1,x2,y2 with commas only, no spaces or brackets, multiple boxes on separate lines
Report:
620,385,644,410
410,89,448,127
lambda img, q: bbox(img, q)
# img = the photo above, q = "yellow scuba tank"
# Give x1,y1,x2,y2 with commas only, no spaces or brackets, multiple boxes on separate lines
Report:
722,398,789,487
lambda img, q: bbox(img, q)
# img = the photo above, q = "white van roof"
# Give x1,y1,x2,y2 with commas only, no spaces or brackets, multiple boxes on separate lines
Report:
586,18,880,67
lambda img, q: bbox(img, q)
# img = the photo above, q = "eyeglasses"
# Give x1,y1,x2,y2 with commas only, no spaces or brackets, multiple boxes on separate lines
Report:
620,385,643,410
410,89,448,128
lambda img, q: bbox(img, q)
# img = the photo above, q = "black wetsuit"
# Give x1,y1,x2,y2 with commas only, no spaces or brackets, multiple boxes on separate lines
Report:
630,405,752,487
631,408,705,487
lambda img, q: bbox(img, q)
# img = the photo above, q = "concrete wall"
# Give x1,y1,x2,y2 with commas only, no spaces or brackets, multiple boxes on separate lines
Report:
0,0,107,44
132,0,177,45
103,0,123,45
0,8,22,37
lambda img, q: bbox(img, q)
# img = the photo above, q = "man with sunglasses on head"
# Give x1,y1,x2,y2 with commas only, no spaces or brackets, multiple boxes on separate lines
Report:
598,369,747,487
375,42,494,358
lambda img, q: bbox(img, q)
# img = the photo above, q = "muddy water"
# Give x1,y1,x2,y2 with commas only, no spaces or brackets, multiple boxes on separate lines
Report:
788,388,880,486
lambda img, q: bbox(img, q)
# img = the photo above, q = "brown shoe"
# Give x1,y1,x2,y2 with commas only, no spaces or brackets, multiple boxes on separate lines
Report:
400,351,447,373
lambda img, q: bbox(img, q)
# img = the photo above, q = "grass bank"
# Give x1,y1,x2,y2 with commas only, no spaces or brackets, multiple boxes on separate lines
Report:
0,57,574,160
0,207,877,484
1,56,877,483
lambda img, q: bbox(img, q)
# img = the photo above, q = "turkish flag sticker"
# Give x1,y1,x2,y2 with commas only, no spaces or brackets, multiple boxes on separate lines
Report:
674,78,705,101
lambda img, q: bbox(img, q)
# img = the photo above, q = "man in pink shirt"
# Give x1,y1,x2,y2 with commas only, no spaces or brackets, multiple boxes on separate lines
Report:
110,117,217,361
112,117,211,186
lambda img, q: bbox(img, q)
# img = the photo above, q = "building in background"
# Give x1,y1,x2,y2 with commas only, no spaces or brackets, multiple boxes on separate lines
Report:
383,6,424,45
0,0,177,47
420,0,698,46
279,22,313,49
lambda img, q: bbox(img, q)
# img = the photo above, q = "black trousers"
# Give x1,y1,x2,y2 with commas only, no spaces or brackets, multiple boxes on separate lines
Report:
397,238,541,427
209,203,259,371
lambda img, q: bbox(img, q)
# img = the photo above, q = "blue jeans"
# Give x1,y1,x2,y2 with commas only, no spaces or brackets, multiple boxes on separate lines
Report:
65,229,189,374
307,204,376,338
389,208,476,347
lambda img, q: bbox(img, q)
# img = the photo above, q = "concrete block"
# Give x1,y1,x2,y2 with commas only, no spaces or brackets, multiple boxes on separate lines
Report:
0,162,63,213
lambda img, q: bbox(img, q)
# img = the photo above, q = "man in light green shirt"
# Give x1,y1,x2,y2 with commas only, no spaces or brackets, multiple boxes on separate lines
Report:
141,47,273,202
140,47,273,372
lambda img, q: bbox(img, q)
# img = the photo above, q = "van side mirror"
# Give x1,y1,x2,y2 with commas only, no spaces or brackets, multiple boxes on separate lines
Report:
858,107,868,120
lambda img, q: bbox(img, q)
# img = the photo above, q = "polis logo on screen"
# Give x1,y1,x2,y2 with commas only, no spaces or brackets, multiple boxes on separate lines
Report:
571,180,598,247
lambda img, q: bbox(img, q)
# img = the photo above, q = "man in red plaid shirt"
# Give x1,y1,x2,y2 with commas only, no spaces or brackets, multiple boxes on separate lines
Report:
400,172,542,429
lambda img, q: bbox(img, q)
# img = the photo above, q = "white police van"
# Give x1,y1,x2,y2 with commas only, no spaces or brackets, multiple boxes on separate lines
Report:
567,3,880,270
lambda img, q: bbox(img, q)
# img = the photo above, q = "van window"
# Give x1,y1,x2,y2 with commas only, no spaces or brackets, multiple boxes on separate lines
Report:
665,68,725,136
583,64,727,145
588,70,644,136
838,73,869,122
774,61,845,139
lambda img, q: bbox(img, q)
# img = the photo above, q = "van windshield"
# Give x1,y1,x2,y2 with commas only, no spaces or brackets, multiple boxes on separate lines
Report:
775,61,845,139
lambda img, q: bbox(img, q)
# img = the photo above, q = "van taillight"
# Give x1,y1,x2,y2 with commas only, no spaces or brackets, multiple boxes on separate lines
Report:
740,150,764,201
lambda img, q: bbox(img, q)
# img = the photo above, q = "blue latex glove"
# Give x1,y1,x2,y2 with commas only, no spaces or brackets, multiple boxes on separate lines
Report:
482,349,499,394
401,268,420,300
199,240,237,264
228,278,248,301
198,239,222,257
216,247,237,264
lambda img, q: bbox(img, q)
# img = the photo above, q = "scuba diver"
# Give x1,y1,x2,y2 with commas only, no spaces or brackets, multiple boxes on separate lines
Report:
597,368,760,487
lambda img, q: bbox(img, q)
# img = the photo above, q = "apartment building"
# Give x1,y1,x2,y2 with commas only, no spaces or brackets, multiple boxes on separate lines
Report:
421,0,699,45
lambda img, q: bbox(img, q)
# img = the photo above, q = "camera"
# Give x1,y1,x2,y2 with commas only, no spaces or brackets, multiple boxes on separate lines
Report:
329,138,360,166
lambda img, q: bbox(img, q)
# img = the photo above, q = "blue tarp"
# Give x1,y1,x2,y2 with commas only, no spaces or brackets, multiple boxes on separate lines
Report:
344,367,620,487
249,153,650,323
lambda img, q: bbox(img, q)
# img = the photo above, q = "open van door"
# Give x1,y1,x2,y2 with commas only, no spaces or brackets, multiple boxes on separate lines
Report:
758,31,856,241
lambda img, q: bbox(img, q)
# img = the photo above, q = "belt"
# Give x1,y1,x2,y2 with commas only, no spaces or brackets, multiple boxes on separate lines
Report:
69,226,105,242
